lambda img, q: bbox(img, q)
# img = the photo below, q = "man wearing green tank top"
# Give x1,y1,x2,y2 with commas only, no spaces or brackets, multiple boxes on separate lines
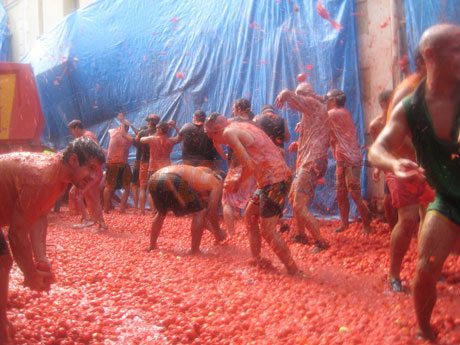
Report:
369,24,460,342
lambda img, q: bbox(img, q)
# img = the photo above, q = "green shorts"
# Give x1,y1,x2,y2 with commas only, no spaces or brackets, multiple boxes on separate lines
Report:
427,193,460,227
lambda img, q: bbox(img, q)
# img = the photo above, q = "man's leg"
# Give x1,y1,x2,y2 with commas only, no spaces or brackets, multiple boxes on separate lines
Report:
223,203,236,236
413,211,459,340
131,187,139,211
244,202,261,258
0,232,13,344
191,210,206,254
342,166,372,234
260,215,298,274
292,191,328,250
388,204,419,291
148,212,166,251
119,188,130,213
335,173,350,233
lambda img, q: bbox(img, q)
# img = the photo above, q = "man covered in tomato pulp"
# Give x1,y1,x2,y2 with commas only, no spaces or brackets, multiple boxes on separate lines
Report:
0,138,105,344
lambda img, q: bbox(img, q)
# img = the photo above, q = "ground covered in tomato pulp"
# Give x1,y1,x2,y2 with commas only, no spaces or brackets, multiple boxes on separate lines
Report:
6,209,460,345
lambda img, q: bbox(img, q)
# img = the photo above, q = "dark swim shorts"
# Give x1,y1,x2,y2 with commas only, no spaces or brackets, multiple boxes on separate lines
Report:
250,177,292,218
148,173,204,216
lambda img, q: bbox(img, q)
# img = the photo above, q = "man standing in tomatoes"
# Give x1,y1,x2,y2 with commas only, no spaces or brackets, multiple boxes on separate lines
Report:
0,138,105,344
205,112,300,275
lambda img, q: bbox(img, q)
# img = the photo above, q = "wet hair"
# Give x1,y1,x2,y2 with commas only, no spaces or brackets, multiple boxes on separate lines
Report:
378,90,393,104
156,121,170,134
68,119,84,130
327,89,346,107
204,112,228,133
139,125,148,131
194,110,206,123
61,137,105,166
234,98,251,112
146,114,160,126
261,104,275,114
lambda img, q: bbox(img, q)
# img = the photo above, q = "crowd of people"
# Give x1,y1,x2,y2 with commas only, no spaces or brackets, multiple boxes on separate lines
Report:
0,23,459,343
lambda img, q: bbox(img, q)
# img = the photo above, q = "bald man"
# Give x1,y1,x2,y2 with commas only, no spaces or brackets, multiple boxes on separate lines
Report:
369,24,460,341
274,83,330,252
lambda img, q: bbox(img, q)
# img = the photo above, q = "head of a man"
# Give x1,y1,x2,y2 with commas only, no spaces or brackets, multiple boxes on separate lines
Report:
326,89,346,110
261,104,276,115
67,120,84,138
295,82,314,97
378,89,393,113
418,24,460,81
146,113,160,129
232,98,251,118
193,110,206,125
204,112,228,143
61,137,105,189
156,121,170,135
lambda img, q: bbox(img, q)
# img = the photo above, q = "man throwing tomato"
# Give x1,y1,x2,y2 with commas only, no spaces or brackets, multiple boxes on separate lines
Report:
0,138,105,344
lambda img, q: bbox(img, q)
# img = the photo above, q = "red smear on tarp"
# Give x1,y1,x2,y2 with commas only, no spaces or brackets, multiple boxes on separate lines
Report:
315,1,343,31
176,72,185,79
306,65,313,70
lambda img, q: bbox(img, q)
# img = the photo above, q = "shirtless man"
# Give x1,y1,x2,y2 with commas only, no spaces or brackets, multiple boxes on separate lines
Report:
147,165,226,253
274,82,330,252
374,50,434,293
140,121,181,180
67,120,107,229
136,114,160,215
222,99,257,236
253,104,291,233
326,89,371,234
369,24,460,341
103,113,134,213
205,113,299,275
0,137,105,344
369,90,397,228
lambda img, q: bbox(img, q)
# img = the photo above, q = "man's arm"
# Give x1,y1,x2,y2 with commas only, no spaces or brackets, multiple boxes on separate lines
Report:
369,102,424,179
283,118,291,143
140,135,154,144
275,89,322,115
8,210,54,291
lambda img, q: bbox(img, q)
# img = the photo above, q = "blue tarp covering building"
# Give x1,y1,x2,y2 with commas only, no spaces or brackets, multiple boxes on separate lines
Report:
404,0,460,69
22,0,365,217
0,3,11,61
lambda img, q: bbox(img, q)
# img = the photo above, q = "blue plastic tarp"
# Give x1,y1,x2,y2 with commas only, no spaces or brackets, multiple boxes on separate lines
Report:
22,0,365,218
0,3,11,61
404,0,460,68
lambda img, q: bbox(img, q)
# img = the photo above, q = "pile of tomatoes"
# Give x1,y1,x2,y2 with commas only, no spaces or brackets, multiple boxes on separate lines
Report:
6,209,460,344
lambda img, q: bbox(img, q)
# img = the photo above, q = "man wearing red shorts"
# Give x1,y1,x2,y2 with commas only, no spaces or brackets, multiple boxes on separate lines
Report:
326,89,371,234
103,113,134,213
67,120,107,229
378,49,433,293
0,138,105,344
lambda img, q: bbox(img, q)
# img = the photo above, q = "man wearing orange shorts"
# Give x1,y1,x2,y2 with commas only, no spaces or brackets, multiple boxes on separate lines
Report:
0,138,105,344
103,113,134,213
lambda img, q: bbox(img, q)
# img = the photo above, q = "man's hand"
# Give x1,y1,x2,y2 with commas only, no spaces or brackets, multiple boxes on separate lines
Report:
372,168,381,182
288,142,298,153
24,268,55,292
392,158,425,180
274,90,287,108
